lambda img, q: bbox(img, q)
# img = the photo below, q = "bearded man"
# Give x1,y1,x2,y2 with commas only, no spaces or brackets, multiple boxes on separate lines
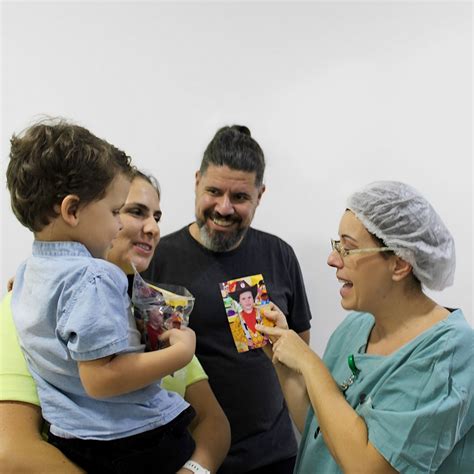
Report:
144,125,312,474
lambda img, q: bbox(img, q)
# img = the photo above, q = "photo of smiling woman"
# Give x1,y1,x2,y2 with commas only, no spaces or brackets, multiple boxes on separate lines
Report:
257,181,473,474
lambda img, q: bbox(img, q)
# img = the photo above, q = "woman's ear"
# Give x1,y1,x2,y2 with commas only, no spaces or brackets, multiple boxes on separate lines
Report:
58,195,81,227
391,256,413,282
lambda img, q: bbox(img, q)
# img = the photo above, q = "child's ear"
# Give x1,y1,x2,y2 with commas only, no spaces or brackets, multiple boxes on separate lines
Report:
391,256,413,283
58,195,81,227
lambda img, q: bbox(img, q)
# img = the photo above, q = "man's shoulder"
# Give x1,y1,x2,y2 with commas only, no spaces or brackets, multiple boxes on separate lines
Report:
248,227,293,250
146,226,193,278
160,226,190,246
158,225,292,250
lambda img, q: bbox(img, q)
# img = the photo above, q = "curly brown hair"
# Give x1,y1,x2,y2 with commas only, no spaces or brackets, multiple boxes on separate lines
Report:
6,119,133,232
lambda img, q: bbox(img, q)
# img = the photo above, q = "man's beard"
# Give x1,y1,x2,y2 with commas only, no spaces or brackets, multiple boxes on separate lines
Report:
196,212,248,252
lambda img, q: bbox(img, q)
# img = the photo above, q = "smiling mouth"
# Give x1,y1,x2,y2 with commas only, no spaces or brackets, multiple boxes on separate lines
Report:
211,216,235,227
338,278,353,289
206,210,241,228
134,242,153,252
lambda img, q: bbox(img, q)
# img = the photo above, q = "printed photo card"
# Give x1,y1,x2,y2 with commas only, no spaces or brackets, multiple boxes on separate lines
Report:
219,274,273,353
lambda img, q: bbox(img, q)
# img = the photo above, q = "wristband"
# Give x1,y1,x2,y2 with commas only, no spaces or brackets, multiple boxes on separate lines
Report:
183,460,211,474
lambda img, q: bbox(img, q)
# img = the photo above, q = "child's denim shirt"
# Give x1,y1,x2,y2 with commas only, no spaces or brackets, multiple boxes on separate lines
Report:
12,241,188,440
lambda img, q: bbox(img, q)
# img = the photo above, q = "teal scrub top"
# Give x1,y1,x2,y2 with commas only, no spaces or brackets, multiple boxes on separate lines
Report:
295,309,474,474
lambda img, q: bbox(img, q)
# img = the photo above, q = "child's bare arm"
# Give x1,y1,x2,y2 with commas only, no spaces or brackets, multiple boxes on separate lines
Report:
78,327,195,398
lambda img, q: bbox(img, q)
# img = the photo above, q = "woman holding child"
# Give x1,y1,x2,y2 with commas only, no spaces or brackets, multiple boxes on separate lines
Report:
258,181,473,473
0,121,230,473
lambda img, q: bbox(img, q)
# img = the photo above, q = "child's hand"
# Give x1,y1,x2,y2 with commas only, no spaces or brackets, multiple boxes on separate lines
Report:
160,326,196,359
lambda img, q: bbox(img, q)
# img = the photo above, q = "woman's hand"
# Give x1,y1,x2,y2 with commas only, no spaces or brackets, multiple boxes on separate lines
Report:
257,325,313,374
257,302,288,358
261,302,289,332
256,316,313,433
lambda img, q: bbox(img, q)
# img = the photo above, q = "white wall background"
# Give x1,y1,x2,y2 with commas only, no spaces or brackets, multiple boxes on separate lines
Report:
1,1,472,354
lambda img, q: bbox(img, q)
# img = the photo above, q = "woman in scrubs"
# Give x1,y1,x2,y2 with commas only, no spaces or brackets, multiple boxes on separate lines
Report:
258,181,473,473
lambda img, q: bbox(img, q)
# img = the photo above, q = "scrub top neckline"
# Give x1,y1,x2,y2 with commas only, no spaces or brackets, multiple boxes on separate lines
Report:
357,308,460,359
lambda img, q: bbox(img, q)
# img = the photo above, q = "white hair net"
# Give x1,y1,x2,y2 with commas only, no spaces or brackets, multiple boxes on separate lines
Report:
347,181,455,291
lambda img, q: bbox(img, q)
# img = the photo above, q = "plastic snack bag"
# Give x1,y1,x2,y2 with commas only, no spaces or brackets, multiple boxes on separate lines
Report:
132,270,195,351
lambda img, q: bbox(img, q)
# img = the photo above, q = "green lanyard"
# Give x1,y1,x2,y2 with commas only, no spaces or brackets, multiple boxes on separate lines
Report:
339,354,360,392
348,354,360,377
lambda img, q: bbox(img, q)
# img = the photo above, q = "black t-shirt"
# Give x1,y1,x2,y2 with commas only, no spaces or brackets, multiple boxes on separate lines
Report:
143,225,312,473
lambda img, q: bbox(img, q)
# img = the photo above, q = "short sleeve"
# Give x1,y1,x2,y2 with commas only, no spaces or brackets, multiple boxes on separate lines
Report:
359,334,471,473
161,356,208,397
57,263,131,361
184,355,208,387
0,292,40,405
285,245,312,333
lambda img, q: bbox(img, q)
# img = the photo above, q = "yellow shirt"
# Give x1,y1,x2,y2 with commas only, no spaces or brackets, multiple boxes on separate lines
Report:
0,291,207,404
0,292,40,404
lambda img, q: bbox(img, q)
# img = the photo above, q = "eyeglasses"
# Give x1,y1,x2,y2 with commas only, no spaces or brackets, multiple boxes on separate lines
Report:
330,239,395,258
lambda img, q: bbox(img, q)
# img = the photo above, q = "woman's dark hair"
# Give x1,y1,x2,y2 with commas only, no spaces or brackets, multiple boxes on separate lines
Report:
131,169,161,199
